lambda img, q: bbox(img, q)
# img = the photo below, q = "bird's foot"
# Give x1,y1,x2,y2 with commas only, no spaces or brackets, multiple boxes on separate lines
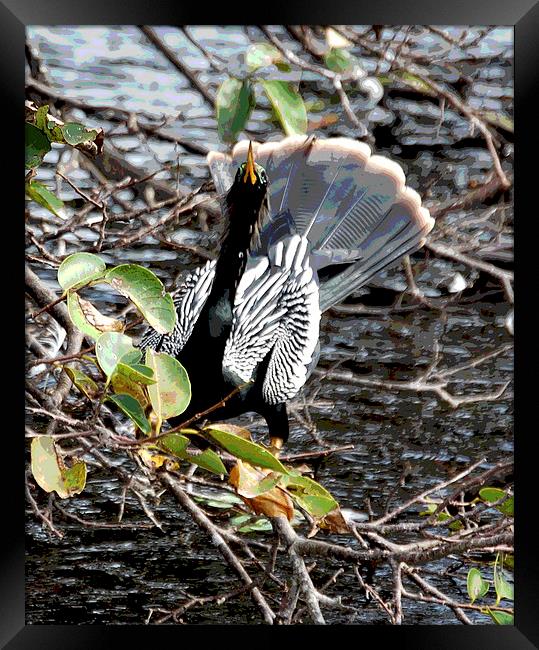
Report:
269,436,284,458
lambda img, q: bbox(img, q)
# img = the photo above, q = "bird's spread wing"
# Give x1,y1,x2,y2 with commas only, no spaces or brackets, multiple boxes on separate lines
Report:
222,234,321,405
138,260,216,356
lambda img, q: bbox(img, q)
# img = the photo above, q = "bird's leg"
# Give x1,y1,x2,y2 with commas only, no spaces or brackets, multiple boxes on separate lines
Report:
269,436,284,457
266,402,289,458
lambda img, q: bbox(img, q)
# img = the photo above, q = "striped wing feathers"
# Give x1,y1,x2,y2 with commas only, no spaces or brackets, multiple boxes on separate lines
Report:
223,235,321,405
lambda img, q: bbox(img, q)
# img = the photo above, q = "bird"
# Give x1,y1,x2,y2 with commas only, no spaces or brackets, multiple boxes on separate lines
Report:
139,135,434,453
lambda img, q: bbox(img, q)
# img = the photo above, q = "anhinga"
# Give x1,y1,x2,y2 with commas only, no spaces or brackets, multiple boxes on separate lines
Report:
140,136,434,452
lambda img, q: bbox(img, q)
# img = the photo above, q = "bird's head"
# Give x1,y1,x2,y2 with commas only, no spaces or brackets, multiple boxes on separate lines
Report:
225,142,269,252
234,141,268,194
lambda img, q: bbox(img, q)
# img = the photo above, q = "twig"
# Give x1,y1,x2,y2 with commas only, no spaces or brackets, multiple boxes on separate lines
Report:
57,171,104,209
354,566,395,623
28,345,96,367
54,501,154,529
273,516,326,624
30,293,66,320
391,560,403,624
425,241,514,304
165,383,250,435
402,565,472,624
280,444,354,463
158,471,275,624
25,474,64,538
139,26,216,108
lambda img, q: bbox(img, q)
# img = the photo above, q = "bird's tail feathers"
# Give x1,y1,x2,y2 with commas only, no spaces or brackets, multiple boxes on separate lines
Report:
207,136,434,311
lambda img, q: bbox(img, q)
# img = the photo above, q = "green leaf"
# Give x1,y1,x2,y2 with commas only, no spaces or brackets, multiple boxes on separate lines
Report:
60,122,100,146
260,80,307,136
184,449,227,476
58,252,106,292
479,487,513,516
498,496,513,517
110,362,154,408
395,70,437,97
282,471,339,517
236,517,274,533
467,568,490,604
479,487,505,501
376,74,392,86
115,362,155,385
229,514,251,526
216,77,255,143
293,494,337,518
283,472,336,501
25,180,64,218
108,393,151,434
30,436,87,498
159,432,191,457
64,366,99,399
246,43,284,71
62,461,87,495
145,350,191,420
203,425,289,473
503,554,514,570
66,292,102,340
25,122,51,169
120,349,143,365
34,104,50,133
233,464,283,498
158,433,227,476
95,332,138,378
487,609,514,625
324,48,356,74
110,370,149,408
494,568,514,604
33,105,64,143
104,264,176,334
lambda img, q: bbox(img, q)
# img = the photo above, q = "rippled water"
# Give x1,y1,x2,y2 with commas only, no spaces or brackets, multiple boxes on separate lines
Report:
25,25,513,624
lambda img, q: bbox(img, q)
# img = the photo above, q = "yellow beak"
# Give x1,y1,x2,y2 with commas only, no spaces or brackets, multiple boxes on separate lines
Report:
243,142,257,185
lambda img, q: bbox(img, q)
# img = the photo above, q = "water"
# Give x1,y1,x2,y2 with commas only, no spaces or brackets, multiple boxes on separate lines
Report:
25,25,513,624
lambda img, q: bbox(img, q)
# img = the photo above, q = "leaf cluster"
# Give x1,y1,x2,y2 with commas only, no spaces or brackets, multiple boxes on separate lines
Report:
216,43,308,142
31,253,342,526
25,102,104,216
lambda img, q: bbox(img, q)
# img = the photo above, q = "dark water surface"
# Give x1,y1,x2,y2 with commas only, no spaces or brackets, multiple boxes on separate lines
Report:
25,26,513,624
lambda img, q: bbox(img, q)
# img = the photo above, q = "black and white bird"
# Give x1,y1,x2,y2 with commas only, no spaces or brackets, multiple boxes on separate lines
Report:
140,136,434,452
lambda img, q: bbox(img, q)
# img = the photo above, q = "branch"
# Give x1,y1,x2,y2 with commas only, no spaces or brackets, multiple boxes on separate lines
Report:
425,241,514,304
157,471,275,624
139,26,216,108
272,516,326,624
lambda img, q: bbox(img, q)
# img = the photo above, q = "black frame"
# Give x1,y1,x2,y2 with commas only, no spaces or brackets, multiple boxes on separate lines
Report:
9,0,535,646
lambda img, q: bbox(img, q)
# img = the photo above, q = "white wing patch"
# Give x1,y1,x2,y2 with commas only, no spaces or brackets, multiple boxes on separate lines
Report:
140,236,321,406
138,260,216,356
223,235,321,405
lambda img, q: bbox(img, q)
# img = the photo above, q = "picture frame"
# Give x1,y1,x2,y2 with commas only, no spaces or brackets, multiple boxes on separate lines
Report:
9,0,533,645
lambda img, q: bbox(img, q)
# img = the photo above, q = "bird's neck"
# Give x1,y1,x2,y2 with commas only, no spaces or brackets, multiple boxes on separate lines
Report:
210,196,261,301
199,207,255,343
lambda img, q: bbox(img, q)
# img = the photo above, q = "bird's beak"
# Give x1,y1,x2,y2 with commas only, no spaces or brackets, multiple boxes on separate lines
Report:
243,142,257,185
